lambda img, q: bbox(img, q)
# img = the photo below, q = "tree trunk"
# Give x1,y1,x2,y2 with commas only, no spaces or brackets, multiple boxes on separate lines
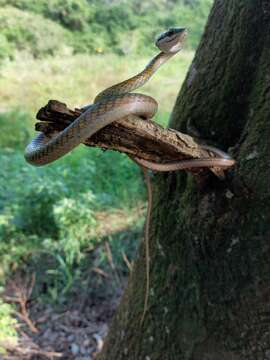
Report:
97,1,270,359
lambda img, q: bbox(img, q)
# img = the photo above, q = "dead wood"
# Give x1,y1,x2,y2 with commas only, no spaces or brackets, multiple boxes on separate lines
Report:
35,99,209,163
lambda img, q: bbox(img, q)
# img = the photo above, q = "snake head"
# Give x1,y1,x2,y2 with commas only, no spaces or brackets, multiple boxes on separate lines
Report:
156,28,188,53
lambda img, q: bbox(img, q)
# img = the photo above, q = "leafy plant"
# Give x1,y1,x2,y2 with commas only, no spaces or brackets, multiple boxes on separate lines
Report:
0,299,18,356
0,6,71,60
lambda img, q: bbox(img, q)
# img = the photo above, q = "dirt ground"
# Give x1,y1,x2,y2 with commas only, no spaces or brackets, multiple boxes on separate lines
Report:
3,278,124,360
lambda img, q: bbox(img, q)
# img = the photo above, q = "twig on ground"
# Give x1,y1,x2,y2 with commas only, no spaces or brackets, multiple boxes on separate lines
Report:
1,330,62,359
121,251,133,272
4,274,39,334
105,241,122,286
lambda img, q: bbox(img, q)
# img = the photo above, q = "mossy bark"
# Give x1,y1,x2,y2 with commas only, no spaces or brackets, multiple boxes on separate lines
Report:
98,1,270,359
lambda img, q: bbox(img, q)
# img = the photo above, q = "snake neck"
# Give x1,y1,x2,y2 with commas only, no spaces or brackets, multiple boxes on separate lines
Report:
94,51,174,103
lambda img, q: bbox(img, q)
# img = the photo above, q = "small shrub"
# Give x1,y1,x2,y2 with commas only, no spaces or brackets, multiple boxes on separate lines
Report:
53,192,97,265
0,7,71,59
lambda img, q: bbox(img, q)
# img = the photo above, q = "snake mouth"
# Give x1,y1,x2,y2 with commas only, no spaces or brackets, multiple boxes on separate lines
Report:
178,28,188,42
165,35,178,43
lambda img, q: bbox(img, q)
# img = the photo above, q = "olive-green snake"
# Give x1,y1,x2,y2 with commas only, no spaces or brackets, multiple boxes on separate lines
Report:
25,28,235,324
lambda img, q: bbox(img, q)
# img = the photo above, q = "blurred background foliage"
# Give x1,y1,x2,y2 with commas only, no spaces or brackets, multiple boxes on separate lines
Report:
0,0,212,348
0,0,212,60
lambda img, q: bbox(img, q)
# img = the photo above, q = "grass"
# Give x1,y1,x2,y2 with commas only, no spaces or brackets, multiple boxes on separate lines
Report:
0,50,193,123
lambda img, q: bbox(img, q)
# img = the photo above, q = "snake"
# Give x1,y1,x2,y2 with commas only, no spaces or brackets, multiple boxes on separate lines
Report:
25,28,235,323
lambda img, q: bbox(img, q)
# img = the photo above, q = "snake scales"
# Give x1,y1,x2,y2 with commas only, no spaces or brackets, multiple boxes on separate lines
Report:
25,28,235,323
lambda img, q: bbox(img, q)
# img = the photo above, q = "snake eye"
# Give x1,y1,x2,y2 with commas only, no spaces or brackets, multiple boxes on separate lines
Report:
156,29,175,42
167,29,175,36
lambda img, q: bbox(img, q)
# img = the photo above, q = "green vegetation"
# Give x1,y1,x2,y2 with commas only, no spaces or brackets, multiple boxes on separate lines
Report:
0,0,212,61
0,7,70,61
0,144,143,297
0,300,18,355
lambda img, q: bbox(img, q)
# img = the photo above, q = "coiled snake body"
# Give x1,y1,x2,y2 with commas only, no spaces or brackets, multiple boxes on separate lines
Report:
25,28,235,323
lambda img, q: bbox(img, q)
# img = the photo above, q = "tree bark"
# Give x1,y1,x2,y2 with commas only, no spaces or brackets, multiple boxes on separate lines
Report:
97,1,270,359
